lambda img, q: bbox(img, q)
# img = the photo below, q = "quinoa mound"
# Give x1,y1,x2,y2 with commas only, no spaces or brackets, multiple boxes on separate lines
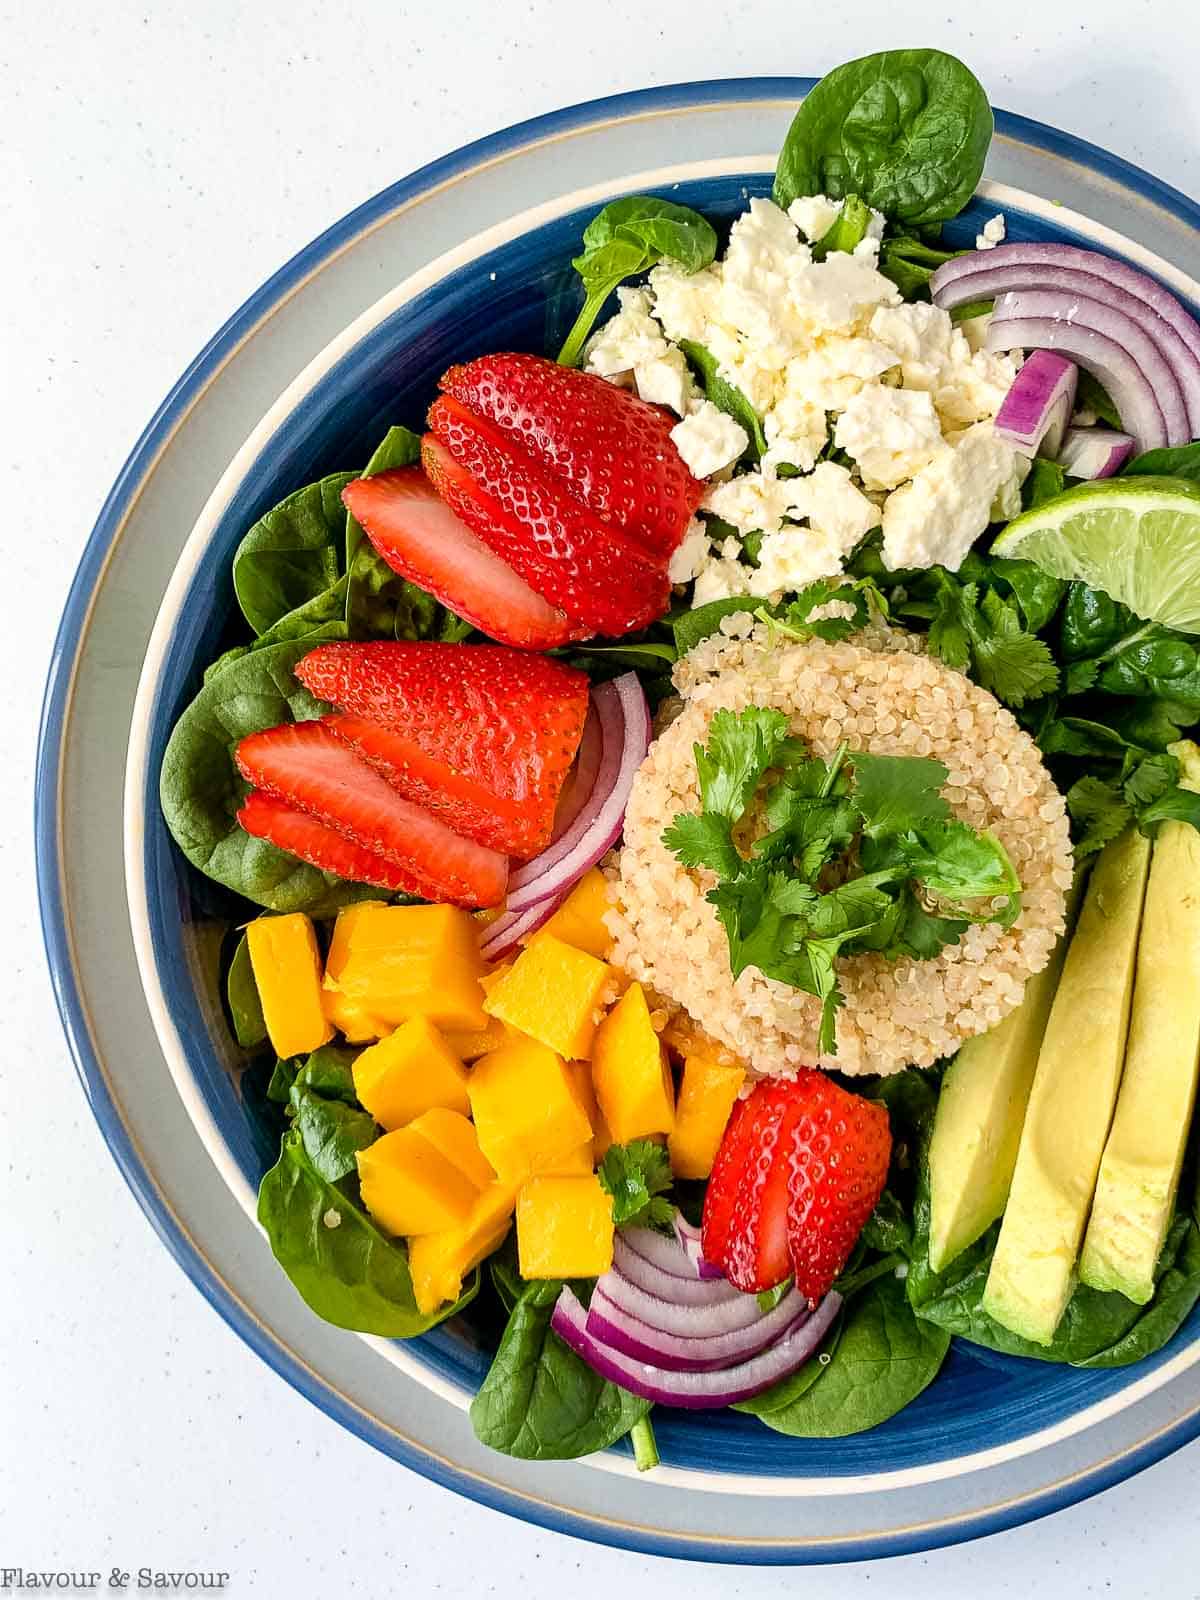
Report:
607,622,1074,1078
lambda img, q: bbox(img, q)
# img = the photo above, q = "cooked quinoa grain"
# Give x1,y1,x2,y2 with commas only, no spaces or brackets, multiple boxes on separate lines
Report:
607,625,1073,1078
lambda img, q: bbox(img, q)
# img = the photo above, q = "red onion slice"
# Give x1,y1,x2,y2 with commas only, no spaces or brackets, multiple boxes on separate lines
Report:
599,1270,762,1335
931,241,1200,368
994,350,1078,457
612,1233,743,1305
933,259,1200,436
585,1284,810,1372
987,308,1169,454
552,1286,843,1409
618,1225,706,1280
1057,426,1136,480
990,288,1187,447
673,1213,726,1280
505,673,651,915
477,895,563,963
548,704,603,845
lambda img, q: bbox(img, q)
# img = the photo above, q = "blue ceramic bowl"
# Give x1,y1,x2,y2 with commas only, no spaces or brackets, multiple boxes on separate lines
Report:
104,109,1200,1555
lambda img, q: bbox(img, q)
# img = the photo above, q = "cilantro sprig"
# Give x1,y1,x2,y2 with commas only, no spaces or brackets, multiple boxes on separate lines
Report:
597,1141,676,1233
663,709,1021,1056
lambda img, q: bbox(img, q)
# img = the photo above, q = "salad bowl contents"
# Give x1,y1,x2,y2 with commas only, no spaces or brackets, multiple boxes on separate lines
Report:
155,46,1200,1472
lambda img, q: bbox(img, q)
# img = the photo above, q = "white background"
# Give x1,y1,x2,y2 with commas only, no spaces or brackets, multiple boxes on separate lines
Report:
4,1,1199,1594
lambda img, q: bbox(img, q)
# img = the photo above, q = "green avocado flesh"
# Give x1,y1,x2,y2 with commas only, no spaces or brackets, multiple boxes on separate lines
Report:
927,877,1083,1274
982,827,1151,1345
1079,742,1200,1303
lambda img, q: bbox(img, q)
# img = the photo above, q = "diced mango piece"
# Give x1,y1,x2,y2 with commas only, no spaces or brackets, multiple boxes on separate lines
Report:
539,1141,595,1176
591,982,675,1145
356,1126,481,1236
322,900,391,1041
483,934,611,1060
535,869,615,960
468,1037,592,1183
479,964,511,998
328,904,486,1031
245,913,333,1060
408,1182,517,1314
442,1015,514,1061
408,1107,496,1191
352,1017,470,1131
566,1059,613,1163
668,1054,746,1179
517,1175,614,1278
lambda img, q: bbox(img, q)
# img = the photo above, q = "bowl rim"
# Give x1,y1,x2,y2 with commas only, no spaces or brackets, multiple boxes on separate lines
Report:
41,76,1200,1561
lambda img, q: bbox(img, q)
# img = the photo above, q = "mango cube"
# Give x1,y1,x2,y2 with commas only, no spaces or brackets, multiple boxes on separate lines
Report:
483,934,611,1059
321,900,390,1041
356,1126,481,1236
408,1182,517,1314
668,1054,746,1179
441,1016,513,1061
517,1175,614,1278
326,903,486,1031
245,913,333,1060
567,1059,613,1163
408,1107,496,1191
539,1141,595,1176
352,1017,470,1131
535,869,615,960
591,982,676,1144
468,1037,592,1183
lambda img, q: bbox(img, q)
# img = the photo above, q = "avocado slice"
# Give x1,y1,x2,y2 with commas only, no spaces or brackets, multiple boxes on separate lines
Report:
928,875,1084,1273
1079,742,1200,1303
982,826,1150,1345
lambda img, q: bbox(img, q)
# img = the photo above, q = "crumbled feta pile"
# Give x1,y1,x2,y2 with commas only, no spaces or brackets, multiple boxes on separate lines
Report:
583,196,1026,602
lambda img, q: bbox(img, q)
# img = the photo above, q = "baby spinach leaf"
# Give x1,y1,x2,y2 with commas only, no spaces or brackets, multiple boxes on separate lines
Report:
159,639,382,915
672,598,758,656
877,233,960,297
1124,442,1200,481
1021,458,1066,511
1076,370,1123,430
292,1045,360,1103
290,1087,377,1183
678,340,767,459
343,425,470,642
233,473,354,635
556,196,717,368
733,1309,845,1417
257,1130,475,1337
225,932,267,1050
811,193,872,260
744,1275,949,1437
774,49,993,225
987,554,1066,633
470,1279,650,1459
266,1059,298,1105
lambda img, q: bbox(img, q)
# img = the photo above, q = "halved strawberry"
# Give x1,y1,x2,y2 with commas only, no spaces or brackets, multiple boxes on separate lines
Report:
784,1070,892,1305
297,641,589,860
439,352,704,558
702,1073,892,1302
235,720,508,908
237,789,437,898
702,1083,804,1294
340,466,580,651
424,423,669,636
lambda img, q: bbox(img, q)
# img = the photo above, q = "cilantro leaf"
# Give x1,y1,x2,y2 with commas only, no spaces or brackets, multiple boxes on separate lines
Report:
1138,785,1200,834
926,573,973,672
597,1140,675,1233
851,753,951,837
1067,777,1132,858
766,576,888,645
889,889,967,959
661,811,743,877
696,707,795,820
904,820,1021,912
968,589,1061,708
1124,751,1180,807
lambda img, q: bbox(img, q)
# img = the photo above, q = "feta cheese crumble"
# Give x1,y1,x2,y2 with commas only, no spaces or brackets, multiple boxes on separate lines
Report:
976,213,1007,250
670,401,749,478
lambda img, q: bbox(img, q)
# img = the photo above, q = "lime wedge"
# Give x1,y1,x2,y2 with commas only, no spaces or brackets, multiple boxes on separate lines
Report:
991,476,1200,635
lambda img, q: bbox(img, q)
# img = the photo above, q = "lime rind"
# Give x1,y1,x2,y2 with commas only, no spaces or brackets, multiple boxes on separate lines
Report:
992,477,1200,635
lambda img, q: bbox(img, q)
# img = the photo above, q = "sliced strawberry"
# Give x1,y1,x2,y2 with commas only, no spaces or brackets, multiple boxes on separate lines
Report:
424,417,669,636
236,789,436,898
340,466,581,651
702,1073,892,1302
235,720,508,908
439,352,704,558
783,1070,892,1305
297,640,589,860
702,1083,803,1294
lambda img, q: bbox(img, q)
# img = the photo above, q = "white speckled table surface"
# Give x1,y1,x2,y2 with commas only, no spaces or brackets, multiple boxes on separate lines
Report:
6,1,1200,1592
